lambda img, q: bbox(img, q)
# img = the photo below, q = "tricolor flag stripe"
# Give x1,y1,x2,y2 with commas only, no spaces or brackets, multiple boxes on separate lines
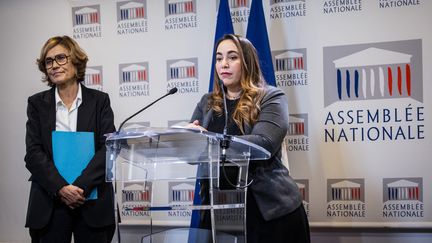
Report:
370,69,375,96
388,67,393,96
346,70,350,98
379,67,385,96
397,66,402,95
406,64,411,96
354,70,359,98
337,69,342,99
362,68,367,98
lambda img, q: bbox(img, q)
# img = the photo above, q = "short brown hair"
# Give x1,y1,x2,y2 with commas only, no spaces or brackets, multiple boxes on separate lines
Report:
37,36,88,86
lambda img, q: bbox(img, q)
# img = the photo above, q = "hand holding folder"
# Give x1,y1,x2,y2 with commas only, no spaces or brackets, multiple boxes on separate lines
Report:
52,131,98,200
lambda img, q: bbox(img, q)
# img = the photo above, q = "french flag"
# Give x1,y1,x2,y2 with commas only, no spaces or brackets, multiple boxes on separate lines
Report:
246,0,276,86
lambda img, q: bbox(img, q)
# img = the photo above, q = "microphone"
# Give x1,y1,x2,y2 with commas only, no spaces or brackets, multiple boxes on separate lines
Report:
117,87,178,132
218,80,234,185
218,79,229,137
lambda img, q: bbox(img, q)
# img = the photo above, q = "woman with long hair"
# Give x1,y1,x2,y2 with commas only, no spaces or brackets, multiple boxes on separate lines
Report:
189,34,310,243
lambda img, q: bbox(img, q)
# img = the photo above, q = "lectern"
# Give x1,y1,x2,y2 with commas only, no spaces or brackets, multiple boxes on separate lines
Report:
105,127,270,243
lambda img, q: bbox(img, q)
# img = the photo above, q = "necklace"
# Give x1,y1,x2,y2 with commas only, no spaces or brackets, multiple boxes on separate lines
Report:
227,94,241,100
227,92,242,100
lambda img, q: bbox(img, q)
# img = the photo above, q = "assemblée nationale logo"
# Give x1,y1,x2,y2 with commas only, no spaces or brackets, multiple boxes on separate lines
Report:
72,5,102,39
379,0,421,9
164,0,197,30
84,66,103,91
285,114,309,152
166,58,199,94
269,0,306,19
167,181,195,218
323,39,425,143
121,182,152,217
327,179,366,218
273,49,308,88
229,0,250,24
116,0,148,35
323,0,362,14
382,177,424,218
118,62,150,97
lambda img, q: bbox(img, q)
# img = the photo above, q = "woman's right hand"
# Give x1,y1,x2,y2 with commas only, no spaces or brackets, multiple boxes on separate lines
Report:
186,120,207,131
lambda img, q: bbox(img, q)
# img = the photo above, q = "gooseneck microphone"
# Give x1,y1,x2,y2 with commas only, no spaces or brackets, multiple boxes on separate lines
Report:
218,79,229,137
218,80,252,189
117,87,178,132
218,80,230,155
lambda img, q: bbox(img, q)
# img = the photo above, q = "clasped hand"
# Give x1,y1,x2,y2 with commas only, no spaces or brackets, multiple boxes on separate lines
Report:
58,185,85,209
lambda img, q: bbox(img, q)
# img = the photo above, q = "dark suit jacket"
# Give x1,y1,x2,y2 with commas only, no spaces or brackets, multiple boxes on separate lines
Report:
190,85,302,221
25,84,116,229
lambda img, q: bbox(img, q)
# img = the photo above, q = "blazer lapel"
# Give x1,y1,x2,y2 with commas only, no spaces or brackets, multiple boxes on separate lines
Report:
43,88,56,156
77,84,93,132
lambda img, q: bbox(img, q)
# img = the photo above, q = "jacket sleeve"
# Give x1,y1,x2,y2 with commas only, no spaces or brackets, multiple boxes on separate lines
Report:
24,95,68,197
190,93,209,124
240,87,289,157
73,93,115,198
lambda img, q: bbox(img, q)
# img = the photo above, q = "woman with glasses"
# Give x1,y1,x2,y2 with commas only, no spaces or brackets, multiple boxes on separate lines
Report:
24,36,115,242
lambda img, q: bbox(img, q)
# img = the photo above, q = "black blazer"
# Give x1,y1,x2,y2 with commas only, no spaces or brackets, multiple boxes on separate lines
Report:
25,84,116,229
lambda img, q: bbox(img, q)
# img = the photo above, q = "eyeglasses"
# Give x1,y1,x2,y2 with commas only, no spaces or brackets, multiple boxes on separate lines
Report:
45,54,71,69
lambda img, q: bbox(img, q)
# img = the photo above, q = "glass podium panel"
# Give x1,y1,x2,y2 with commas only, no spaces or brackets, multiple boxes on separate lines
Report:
105,127,269,182
105,127,270,243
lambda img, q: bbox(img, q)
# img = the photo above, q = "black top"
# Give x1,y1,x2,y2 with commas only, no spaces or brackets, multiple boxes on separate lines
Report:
207,98,242,190
207,98,242,135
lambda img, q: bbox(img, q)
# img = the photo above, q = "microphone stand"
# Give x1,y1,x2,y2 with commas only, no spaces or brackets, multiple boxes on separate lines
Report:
218,80,231,163
218,80,253,189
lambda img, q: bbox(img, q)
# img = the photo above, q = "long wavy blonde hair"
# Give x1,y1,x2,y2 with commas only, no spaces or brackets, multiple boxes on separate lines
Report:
209,34,266,134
